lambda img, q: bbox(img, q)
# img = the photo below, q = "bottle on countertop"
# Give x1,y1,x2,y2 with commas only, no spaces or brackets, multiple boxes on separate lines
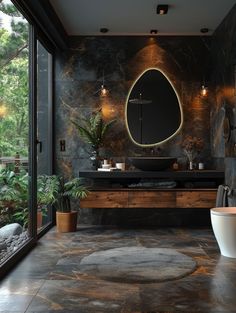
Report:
198,162,204,170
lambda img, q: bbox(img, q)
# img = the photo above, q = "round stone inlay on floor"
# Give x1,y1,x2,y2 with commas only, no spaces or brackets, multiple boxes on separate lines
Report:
80,247,197,283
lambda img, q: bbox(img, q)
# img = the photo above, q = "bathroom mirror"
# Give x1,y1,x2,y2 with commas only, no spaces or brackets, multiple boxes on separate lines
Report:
125,68,183,147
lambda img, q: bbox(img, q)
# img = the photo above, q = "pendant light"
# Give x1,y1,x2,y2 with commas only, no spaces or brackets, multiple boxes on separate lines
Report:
200,85,208,97
100,70,108,97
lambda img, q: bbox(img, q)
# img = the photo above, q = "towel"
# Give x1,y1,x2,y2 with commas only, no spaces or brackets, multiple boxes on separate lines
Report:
215,185,232,207
128,180,177,189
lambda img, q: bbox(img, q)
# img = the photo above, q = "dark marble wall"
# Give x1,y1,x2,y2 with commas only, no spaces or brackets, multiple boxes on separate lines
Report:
55,36,215,225
55,36,212,173
210,4,236,194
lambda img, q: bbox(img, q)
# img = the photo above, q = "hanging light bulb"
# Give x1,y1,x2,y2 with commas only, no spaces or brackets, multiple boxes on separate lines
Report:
200,85,208,97
100,70,108,97
100,84,108,96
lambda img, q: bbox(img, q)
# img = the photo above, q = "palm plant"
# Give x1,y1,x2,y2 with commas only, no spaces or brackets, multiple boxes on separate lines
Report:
55,177,88,213
71,110,115,168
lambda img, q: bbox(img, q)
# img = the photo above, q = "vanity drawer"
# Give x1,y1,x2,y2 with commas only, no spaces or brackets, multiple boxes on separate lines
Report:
80,190,217,209
128,191,176,208
80,191,128,208
176,190,217,208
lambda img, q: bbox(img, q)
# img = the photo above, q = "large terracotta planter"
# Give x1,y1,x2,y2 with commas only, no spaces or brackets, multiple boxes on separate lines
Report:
56,211,78,233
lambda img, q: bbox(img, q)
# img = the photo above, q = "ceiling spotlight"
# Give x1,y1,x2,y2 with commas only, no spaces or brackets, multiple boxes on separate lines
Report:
100,27,109,33
156,4,169,15
150,29,158,34
200,28,209,34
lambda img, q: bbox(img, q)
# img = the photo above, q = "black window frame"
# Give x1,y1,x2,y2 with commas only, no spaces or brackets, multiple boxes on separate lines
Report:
0,0,56,277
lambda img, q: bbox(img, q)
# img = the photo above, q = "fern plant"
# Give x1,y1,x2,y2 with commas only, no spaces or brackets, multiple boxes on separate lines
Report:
37,174,59,214
0,169,28,228
71,110,115,152
0,169,28,209
55,177,88,213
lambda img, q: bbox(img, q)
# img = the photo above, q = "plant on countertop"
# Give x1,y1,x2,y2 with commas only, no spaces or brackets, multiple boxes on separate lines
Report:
55,177,88,213
71,110,115,168
182,135,204,165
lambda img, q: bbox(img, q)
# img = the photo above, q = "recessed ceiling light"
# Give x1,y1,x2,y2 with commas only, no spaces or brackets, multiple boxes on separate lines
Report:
200,28,209,33
100,28,109,33
156,4,169,15
150,29,158,34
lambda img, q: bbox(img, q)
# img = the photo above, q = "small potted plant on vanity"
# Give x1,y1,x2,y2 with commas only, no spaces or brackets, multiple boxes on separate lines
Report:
71,110,115,169
55,177,88,233
182,135,204,170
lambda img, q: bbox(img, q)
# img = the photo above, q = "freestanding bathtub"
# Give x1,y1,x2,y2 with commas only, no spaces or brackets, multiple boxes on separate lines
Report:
211,207,236,258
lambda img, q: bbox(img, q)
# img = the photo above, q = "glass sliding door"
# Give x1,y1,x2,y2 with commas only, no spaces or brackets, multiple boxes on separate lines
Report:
36,40,53,233
0,0,32,265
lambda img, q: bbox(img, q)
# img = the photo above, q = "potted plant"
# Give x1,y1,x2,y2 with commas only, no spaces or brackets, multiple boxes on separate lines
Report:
55,177,88,233
182,135,204,170
37,175,59,229
71,110,115,169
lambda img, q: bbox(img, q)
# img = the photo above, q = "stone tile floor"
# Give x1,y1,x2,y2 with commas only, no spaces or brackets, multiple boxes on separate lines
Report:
0,226,236,313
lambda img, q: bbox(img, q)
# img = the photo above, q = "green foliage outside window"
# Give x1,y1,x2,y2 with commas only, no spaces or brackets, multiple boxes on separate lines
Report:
0,1,29,157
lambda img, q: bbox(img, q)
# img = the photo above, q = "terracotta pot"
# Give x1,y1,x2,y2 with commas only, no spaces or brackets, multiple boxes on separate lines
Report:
56,211,78,233
37,211,43,229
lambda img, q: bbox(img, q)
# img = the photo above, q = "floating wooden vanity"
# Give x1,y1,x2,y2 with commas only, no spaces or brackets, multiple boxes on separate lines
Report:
79,170,224,209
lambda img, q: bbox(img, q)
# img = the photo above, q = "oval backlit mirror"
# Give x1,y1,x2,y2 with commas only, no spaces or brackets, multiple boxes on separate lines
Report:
125,68,183,147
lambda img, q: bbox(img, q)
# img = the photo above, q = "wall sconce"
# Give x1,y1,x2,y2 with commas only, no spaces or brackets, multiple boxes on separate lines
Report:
200,85,208,97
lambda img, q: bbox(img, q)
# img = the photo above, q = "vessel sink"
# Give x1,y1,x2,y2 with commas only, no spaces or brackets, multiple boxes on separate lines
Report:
129,157,177,171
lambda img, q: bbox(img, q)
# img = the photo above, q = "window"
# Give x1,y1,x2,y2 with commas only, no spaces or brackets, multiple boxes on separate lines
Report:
37,40,53,233
0,0,31,265
0,0,55,273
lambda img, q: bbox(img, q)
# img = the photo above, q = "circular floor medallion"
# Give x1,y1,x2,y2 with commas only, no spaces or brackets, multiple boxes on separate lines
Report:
80,247,197,283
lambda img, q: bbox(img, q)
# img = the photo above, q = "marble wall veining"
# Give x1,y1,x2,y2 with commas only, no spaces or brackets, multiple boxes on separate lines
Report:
55,35,215,225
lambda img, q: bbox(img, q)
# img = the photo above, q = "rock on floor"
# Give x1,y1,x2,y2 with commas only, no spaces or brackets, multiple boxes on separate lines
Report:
0,231,29,264
0,223,23,238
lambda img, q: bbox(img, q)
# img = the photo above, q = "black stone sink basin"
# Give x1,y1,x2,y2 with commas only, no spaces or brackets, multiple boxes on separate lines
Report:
129,157,177,171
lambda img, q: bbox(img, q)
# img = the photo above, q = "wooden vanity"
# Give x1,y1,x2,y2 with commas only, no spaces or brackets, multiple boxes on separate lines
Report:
79,170,224,209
